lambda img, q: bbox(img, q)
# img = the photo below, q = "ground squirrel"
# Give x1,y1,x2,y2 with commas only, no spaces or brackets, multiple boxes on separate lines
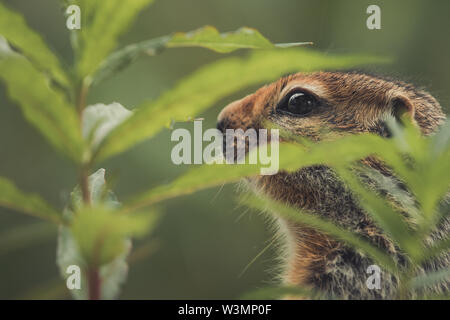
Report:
217,71,449,299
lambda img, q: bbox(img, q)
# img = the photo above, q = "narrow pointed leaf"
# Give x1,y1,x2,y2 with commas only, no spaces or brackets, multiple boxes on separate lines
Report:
0,177,62,224
336,167,422,261
77,0,154,79
0,51,83,162
0,3,69,86
243,194,398,274
93,26,312,85
411,268,450,290
167,26,309,53
122,134,393,212
95,49,389,162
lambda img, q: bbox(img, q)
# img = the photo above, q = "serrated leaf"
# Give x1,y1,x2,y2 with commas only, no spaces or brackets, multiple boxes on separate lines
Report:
122,132,398,212
0,177,62,224
92,26,311,86
92,36,169,86
95,49,389,162
243,194,398,274
168,26,299,53
77,0,154,79
0,51,84,162
121,134,393,212
122,143,301,212
0,3,70,86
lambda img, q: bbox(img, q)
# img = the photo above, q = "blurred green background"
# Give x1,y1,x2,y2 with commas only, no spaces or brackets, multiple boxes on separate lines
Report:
1,0,449,299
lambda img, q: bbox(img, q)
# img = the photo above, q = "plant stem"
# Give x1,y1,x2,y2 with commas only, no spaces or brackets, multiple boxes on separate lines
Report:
88,267,101,300
77,79,89,120
75,78,98,298
80,165,91,205
76,78,91,205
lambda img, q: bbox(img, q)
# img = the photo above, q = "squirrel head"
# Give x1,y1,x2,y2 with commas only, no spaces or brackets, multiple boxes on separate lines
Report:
217,71,445,141
216,71,448,294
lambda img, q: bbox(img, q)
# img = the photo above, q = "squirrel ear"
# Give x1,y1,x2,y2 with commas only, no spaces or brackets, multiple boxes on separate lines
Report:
391,95,416,125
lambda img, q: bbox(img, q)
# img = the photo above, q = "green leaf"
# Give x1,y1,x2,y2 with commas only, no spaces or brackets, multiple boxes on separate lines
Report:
83,102,132,152
242,194,398,274
386,118,450,219
0,50,84,162
57,168,158,299
0,3,70,86
95,49,389,162
71,206,155,266
57,228,131,300
124,162,258,212
122,143,304,212
122,135,392,212
411,268,450,290
336,167,422,261
0,177,62,224
167,26,310,53
431,120,450,158
92,26,311,85
77,0,154,79
92,36,169,86
421,236,450,262
0,222,56,256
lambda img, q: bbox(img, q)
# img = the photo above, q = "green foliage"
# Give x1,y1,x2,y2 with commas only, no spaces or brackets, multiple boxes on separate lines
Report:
242,194,398,274
411,268,450,290
125,120,449,298
57,169,159,299
75,0,155,80
167,26,309,53
94,50,387,162
93,25,311,86
0,2,70,86
2,0,332,299
0,43,83,162
0,177,61,224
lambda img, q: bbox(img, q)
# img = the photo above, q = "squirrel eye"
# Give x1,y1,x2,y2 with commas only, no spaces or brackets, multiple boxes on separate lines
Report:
278,90,318,117
287,92,315,116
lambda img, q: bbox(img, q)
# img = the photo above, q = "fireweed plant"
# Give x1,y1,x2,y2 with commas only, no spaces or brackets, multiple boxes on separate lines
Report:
0,0,448,299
